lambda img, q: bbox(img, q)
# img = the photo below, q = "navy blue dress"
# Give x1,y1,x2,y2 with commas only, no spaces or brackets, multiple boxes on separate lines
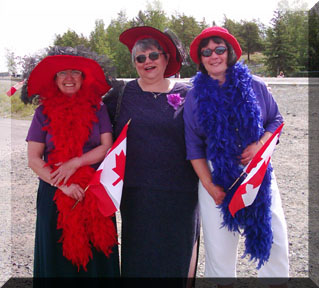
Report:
105,80,199,278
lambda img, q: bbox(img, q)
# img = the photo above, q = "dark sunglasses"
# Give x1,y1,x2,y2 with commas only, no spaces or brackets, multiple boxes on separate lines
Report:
201,46,227,57
135,52,166,63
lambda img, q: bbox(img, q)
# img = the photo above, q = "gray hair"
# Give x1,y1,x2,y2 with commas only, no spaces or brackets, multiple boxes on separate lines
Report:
131,38,167,64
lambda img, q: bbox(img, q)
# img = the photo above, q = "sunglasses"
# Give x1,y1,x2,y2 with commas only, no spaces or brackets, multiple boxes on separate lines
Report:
56,70,82,79
135,52,166,63
201,46,227,57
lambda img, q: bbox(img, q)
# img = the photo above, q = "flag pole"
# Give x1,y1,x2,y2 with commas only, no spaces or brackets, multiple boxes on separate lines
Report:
227,136,267,192
227,170,246,192
72,185,89,210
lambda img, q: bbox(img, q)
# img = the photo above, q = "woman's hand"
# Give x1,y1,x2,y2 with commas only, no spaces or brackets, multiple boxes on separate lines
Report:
50,157,81,186
59,183,85,201
240,132,273,166
206,183,226,205
240,141,262,166
190,158,226,205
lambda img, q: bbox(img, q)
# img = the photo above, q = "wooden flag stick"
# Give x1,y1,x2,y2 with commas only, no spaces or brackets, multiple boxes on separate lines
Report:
227,170,246,192
72,185,90,210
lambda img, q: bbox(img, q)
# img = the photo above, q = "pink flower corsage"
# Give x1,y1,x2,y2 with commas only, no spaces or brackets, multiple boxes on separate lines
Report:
167,93,185,110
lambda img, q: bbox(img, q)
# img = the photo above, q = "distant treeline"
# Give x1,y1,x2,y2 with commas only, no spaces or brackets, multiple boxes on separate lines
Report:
7,0,319,78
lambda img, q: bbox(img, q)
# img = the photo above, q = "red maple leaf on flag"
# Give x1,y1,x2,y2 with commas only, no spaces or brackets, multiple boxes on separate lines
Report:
112,150,126,186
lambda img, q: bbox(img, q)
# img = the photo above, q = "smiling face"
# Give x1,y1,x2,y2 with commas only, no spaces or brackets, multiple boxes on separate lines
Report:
55,69,83,96
134,46,169,82
200,39,228,84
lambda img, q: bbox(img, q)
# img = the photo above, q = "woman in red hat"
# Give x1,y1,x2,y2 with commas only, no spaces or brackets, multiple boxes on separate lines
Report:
184,27,289,287
104,26,199,282
24,46,120,284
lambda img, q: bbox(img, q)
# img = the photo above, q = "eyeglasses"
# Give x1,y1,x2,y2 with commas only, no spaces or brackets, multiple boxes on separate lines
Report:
201,46,227,57
56,70,82,79
135,52,166,63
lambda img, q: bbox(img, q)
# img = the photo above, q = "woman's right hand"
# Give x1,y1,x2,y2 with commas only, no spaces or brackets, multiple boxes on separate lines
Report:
59,184,85,201
206,183,226,205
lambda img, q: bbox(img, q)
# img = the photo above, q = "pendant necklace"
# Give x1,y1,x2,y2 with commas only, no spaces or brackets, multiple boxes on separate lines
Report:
150,92,163,99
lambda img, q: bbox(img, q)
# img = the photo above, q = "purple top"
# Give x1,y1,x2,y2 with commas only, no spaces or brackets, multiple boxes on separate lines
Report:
26,103,112,168
183,75,284,160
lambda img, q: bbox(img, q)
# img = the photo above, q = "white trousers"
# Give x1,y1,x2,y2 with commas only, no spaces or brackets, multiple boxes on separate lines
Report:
199,172,289,282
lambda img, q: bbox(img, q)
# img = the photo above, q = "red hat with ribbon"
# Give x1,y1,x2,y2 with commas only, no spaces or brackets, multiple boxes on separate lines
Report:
119,26,182,77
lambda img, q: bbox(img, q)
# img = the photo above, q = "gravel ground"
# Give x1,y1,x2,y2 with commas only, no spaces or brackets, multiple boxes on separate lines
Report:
0,82,317,287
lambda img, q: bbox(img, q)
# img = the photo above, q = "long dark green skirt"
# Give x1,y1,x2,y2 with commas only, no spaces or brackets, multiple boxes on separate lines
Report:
33,180,120,284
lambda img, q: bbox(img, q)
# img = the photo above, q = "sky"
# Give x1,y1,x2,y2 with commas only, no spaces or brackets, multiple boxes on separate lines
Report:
0,0,317,72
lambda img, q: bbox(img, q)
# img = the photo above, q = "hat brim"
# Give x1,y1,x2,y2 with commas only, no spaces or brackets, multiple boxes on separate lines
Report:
190,29,242,64
28,55,110,97
119,26,181,77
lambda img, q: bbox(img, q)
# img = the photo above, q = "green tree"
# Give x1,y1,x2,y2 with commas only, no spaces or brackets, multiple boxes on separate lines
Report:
285,10,308,73
239,21,264,62
263,10,298,76
54,30,90,47
89,19,110,56
168,13,207,77
309,2,319,75
269,0,310,75
131,0,168,30
106,11,136,78
223,17,244,45
223,18,264,62
5,49,18,75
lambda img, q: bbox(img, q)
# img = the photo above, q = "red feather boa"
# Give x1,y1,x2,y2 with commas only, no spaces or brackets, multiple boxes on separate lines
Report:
41,82,118,271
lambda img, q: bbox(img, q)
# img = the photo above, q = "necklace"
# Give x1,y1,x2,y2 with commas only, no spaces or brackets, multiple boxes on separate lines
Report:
150,92,163,99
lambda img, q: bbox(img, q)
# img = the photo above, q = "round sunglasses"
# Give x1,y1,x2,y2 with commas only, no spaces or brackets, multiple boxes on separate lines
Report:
201,46,227,57
135,52,166,63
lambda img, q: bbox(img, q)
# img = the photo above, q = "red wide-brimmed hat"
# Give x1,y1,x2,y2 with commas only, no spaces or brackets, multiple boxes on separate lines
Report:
119,26,181,77
27,55,111,97
190,26,242,64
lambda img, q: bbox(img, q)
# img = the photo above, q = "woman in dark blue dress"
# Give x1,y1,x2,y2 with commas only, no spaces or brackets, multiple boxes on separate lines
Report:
104,27,199,283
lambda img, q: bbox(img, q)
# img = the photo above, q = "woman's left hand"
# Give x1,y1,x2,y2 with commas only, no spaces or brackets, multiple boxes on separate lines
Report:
239,141,262,166
50,157,81,186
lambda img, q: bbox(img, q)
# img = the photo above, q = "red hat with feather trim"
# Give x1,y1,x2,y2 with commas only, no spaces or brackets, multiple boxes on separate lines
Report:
27,55,111,97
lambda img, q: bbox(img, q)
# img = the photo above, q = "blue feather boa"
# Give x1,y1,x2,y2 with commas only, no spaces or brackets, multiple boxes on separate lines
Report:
192,62,273,269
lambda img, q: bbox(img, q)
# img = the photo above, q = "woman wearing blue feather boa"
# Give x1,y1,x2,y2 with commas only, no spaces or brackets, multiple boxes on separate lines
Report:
184,27,289,287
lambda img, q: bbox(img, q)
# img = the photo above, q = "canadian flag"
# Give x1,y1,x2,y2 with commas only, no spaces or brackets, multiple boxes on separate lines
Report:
228,123,284,217
88,120,130,217
6,80,25,96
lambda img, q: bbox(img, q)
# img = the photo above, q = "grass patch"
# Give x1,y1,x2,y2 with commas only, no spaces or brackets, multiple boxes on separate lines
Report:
0,81,36,120
10,91,36,119
239,52,270,77
0,92,36,120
